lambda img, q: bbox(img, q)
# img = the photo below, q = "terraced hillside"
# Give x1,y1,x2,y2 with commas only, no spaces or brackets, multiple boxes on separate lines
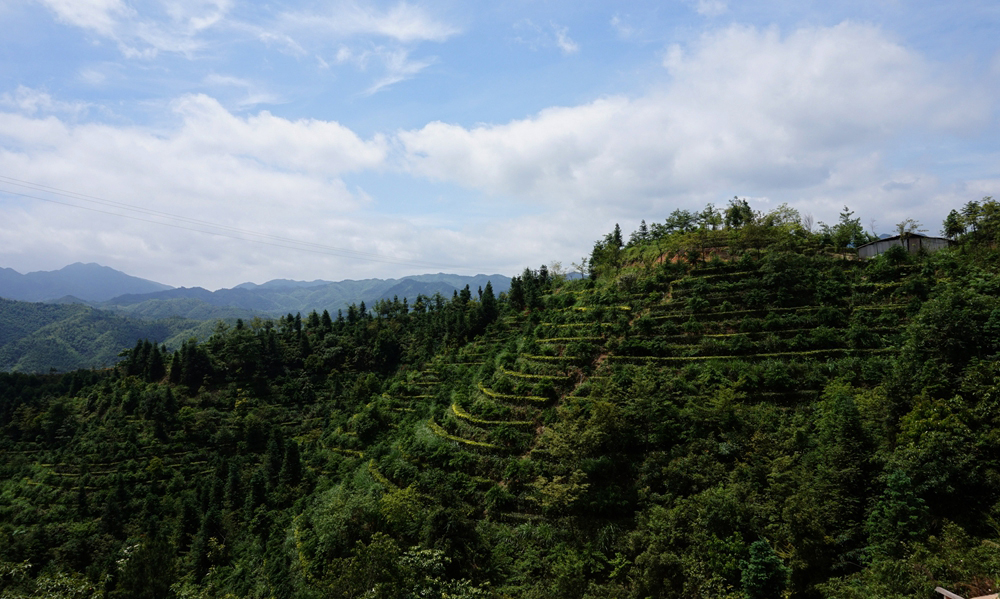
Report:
2,221,1000,599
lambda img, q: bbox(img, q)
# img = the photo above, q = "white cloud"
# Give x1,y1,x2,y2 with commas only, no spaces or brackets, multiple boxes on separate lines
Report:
0,19,995,287
364,49,435,94
694,0,727,17
163,0,231,32
0,86,90,117
252,28,307,56
610,14,635,40
203,74,282,107
37,0,128,36
36,0,231,58
78,68,108,86
330,44,435,93
279,1,459,44
398,22,992,227
269,3,456,93
0,94,395,287
513,20,580,55
554,26,579,55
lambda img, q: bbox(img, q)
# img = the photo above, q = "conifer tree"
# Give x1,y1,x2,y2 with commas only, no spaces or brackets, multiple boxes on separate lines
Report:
481,281,498,324
147,343,165,382
279,439,302,487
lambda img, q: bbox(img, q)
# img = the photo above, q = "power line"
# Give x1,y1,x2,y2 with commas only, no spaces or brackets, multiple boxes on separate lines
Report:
0,175,463,270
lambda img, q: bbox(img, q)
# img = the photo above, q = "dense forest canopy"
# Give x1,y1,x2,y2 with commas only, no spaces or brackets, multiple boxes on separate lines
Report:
1,197,1000,598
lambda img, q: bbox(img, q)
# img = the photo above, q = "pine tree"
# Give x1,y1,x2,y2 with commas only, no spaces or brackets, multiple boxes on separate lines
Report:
245,467,268,516
279,440,302,487
147,343,165,382
265,434,284,484
75,479,89,517
224,462,242,510
168,350,181,384
508,276,525,311
481,281,498,324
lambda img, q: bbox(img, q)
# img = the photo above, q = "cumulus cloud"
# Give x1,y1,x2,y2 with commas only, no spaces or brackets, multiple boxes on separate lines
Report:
0,94,394,286
1,20,995,286
398,22,991,225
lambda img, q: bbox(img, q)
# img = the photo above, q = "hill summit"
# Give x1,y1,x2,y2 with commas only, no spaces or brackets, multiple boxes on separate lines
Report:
0,262,173,302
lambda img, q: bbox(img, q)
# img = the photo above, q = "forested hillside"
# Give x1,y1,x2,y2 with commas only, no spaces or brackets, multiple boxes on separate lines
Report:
1,199,999,599
0,299,216,373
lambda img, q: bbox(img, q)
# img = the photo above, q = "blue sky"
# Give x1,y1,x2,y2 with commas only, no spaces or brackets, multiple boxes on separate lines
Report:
0,0,997,288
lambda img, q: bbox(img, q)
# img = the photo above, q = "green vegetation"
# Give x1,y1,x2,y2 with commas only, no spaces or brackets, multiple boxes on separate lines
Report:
0,299,216,373
2,199,1000,598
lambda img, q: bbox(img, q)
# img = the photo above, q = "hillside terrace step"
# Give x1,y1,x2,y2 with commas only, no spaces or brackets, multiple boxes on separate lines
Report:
451,403,532,426
427,419,501,450
607,347,899,363
477,382,549,404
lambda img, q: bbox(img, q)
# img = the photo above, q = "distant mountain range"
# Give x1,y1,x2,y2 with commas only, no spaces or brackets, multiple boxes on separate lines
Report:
0,263,512,321
0,262,173,302
0,264,513,372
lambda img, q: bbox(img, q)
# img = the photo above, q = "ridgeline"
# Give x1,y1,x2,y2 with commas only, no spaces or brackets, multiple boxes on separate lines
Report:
2,199,1000,598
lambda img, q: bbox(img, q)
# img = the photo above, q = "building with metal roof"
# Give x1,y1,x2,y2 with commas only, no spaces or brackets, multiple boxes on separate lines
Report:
857,233,953,260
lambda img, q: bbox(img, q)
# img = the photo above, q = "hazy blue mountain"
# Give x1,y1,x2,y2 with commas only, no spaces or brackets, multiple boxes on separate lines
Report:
97,297,263,321
0,261,511,320
0,263,173,302
234,278,333,290
98,273,511,318
378,280,458,302
402,273,507,291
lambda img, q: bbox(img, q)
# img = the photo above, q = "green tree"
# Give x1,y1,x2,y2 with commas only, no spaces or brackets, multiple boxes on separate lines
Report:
864,470,928,561
741,540,790,599
480,281,498,324
822,206,868,256
700,202,724,230
664,208,697,234
895,218,926,239
942,209,965,239
725,197,754,229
